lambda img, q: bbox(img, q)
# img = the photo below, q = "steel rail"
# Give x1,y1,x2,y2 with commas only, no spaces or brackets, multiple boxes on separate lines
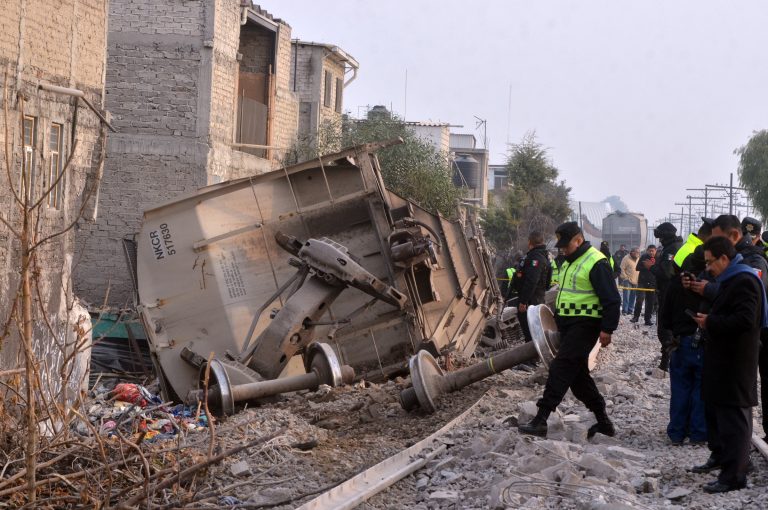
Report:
296,392,487,510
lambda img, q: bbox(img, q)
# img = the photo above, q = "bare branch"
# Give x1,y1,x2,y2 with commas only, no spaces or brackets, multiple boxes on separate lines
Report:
3,66,24,208
29,127,105,252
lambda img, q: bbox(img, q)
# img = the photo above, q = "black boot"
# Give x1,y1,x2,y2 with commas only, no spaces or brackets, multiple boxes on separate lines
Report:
518,407,550,437
658,352,669,372
588,407,615,438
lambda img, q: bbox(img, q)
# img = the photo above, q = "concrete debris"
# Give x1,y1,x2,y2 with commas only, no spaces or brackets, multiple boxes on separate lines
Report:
664,487,692,500
229,460,251,477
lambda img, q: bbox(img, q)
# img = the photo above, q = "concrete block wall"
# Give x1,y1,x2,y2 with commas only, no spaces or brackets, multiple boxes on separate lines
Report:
270,24,298,161
239,25,274,75
74,0,210,306
76,1,303,305
291,43,346,144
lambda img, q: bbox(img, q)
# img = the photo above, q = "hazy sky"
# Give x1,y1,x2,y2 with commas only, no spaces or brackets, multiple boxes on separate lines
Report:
273,1,768,224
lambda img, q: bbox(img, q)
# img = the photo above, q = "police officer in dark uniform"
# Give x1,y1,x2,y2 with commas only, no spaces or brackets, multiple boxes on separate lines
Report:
518,222,621,438
650,222,684,371
515,231,553,343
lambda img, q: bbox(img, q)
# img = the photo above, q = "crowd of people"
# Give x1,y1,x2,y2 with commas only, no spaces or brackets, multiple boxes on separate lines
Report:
503,215,768,494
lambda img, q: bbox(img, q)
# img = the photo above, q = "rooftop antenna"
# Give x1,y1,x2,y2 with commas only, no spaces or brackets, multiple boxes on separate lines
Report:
403,68,408,121
506,82,512,145
474,116,487,150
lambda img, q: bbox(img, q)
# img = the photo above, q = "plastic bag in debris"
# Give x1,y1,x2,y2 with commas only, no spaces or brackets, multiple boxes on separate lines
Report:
111,383,160,407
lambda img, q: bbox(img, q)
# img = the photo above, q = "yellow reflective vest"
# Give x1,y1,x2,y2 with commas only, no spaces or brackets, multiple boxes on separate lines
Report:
556,246,606,318
673,233,703,268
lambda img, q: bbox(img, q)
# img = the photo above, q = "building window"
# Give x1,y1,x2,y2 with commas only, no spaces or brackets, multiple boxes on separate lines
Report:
323,70,332,108
335,77,343,113
47,123,63,209
21,115,36,202
493,170,508,190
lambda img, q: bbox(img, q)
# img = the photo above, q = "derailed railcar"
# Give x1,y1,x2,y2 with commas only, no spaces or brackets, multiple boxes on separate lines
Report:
136,140,500,403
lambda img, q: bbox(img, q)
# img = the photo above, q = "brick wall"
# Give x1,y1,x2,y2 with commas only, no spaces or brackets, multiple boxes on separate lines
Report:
0,0,107,385
239,25,273,75
75,1,304,304
74,0,209,305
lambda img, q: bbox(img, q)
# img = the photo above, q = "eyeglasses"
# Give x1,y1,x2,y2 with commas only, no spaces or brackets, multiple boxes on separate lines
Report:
704,258,717,266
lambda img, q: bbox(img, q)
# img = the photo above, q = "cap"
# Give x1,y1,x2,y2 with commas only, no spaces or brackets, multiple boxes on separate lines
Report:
653,222,677,238
700,217,715,227
555,221,581,248
742,216,762,235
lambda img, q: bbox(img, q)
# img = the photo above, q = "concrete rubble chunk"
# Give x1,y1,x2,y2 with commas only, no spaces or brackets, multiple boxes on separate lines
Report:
590,432,622,446
429,489,459,502
567,422,589,444
577,453,621,481
517,401,539,423
664,487,692,500
229,460,250,477
605,445,646,462
517,453,563,474
651,368,668,379
415,476,429,491
540,460,574,482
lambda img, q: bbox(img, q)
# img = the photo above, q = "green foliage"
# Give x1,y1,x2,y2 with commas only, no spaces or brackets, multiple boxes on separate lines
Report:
736,130,768,218
286,111,463,217
481,131,571,252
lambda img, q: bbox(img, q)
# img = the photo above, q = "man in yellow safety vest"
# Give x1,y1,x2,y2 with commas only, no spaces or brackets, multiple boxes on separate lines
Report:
519,221,621,438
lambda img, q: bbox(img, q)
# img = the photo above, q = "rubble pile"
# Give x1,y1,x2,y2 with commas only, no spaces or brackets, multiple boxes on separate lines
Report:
4,317,767,508
362,316,768,509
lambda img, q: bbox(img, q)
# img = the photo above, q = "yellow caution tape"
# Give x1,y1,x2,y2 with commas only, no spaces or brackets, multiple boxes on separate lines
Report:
617,286,656,292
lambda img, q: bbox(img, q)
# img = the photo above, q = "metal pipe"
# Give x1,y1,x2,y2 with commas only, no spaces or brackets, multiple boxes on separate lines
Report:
400,342,537,411
190,363,354,409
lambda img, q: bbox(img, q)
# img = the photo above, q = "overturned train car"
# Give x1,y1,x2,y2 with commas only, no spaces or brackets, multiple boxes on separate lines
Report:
136,140,500,403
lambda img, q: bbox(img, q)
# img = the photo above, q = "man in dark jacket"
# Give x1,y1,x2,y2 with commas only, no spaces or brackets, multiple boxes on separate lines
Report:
519,222,621,438
651,222,684,371
515,231,552,343
631,245,657,325
690,236,768,493
613,244,629,271
711,215,768,440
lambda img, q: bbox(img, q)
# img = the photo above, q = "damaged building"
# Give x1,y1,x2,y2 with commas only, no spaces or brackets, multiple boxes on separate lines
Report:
74,1,357,307
0,0,108,396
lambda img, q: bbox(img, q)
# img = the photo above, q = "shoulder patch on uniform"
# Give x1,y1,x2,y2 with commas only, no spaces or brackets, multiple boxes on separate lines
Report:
531,260,539,267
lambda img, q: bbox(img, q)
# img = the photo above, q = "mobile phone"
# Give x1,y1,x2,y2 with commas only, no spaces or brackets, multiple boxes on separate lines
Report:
684,309,698,319
681,271,695,280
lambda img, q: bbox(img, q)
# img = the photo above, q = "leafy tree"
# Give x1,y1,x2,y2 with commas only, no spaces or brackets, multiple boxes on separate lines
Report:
481,132,571,252
736,130,768,218
286,110,463,217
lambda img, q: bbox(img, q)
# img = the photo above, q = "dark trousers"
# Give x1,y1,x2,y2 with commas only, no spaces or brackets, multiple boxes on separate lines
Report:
760,335,768,436
633,288,656,323
537,320,605,413
705,402,752,487
657,291,675,359
519,309,532,343
667,336,706,442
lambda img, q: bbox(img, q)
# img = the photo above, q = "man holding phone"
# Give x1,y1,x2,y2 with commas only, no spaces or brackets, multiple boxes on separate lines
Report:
688,236,767,493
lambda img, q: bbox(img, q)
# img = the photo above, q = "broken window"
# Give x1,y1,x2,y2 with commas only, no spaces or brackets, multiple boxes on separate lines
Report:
323,70,332,108
21,115,36,202
47,123,63,209
335,77,343,113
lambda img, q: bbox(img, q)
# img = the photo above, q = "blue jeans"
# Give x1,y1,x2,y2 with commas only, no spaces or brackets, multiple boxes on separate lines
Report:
667,335,706,442
620,280,635,314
